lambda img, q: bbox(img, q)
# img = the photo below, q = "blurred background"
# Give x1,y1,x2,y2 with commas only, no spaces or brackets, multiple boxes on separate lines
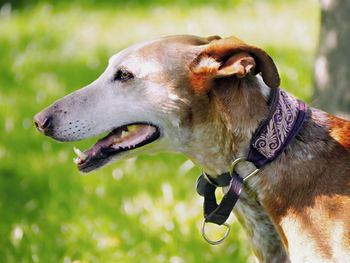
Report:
1,0,346,262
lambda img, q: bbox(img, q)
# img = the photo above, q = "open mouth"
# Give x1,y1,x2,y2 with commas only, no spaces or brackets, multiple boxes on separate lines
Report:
73,123,160,172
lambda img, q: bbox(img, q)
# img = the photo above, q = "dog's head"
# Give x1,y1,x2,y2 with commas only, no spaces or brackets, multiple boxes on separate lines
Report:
34,35,279,173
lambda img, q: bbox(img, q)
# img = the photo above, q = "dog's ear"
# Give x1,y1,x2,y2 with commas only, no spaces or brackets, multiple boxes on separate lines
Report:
189,36,280,94
206,35,222,41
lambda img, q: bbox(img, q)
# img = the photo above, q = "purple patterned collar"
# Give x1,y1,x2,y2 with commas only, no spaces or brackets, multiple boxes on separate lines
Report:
247,88,308,168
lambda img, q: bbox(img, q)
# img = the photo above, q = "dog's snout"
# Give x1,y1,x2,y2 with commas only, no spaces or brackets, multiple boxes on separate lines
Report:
34,113,53,134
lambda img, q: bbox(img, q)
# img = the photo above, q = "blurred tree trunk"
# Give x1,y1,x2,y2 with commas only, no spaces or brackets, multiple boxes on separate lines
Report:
313,0,350,117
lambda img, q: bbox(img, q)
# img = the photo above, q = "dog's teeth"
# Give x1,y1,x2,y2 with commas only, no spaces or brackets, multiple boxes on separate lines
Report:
121,130,129,138
73,157,80,164
73,146,80,155
73,146,88,161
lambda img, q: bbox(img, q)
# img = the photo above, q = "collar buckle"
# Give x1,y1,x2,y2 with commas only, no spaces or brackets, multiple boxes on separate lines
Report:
230,157,260,182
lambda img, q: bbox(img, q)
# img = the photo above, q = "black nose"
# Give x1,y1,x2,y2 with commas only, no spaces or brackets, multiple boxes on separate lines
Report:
34,113,53,134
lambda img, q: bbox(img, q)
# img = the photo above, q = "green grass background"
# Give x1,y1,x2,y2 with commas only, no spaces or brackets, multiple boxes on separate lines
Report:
0,0,319,262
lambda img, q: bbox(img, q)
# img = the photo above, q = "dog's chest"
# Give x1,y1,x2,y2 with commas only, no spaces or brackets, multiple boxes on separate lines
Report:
234,190,289,263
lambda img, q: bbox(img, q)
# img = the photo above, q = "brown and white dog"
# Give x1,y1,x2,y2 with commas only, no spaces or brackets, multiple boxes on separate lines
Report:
34,35,350,262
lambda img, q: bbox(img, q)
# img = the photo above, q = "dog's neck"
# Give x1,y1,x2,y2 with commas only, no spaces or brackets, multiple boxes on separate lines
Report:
184,74,270,175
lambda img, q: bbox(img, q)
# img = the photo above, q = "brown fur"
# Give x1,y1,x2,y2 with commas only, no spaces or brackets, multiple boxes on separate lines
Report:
328,114,350,150
254,111,350,261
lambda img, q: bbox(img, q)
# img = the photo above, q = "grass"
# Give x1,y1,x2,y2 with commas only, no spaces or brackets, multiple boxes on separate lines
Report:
0,0,319,262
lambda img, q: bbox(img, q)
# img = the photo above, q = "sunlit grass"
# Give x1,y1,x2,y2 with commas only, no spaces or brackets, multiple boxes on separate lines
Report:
0,1,319,262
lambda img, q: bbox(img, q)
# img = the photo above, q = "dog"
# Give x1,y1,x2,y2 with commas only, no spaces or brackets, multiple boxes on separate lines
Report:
34,35,350,262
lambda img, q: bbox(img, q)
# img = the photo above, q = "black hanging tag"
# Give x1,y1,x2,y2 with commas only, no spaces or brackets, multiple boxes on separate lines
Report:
196,174,208,196
204,173,243,225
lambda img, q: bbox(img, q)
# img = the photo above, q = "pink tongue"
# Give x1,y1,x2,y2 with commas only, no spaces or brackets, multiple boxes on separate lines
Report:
83,129,122,156
83,125,156,157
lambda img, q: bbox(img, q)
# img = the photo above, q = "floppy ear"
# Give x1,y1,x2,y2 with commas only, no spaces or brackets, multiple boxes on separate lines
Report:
189,36,280,94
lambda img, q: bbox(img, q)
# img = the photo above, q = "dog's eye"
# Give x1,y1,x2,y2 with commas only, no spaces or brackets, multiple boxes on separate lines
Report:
114,70,133,82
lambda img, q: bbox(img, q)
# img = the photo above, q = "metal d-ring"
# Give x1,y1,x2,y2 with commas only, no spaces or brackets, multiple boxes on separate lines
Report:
201,219,231,245
230,157,260,182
